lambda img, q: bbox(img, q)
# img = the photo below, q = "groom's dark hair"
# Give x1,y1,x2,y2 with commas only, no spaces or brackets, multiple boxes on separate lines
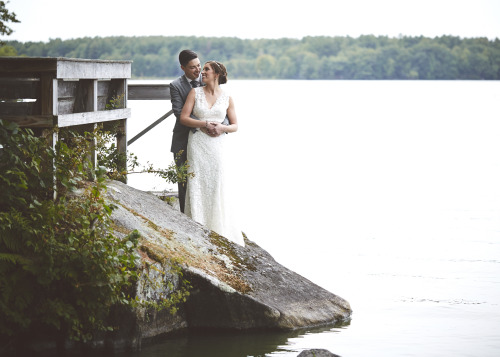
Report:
179,49,198,66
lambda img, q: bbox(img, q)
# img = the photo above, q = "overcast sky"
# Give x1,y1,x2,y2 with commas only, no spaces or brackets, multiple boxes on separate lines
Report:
4,0,500,43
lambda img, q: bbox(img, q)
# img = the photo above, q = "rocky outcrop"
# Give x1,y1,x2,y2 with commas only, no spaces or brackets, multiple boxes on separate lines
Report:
105,180,352,351
297,349,341,357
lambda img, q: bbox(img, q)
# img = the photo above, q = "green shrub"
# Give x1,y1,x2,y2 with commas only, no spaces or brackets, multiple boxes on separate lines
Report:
0,120,139,343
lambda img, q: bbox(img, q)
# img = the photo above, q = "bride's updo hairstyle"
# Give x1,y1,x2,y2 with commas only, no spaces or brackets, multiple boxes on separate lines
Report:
207,61,228,84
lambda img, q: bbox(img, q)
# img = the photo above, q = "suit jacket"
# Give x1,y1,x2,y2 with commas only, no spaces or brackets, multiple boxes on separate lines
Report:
169,74,200,154
169,75,230,154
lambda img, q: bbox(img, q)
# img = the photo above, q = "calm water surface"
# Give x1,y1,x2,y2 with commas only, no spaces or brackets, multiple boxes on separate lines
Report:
124,80,500,357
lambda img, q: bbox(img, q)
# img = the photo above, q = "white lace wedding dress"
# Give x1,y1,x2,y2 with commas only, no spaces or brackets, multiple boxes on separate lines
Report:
184,87,244,246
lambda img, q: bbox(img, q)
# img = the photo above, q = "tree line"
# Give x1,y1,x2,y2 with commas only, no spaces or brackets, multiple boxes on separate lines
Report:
4,35,500,79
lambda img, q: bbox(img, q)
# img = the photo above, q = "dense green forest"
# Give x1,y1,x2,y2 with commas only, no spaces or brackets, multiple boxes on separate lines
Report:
4,35,500,79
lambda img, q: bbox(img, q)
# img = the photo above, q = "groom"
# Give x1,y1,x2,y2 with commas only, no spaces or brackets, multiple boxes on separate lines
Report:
170,49,201,213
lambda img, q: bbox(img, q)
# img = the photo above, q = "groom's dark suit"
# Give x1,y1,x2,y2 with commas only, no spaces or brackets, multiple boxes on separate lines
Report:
170,75,203,155
169,74,201,213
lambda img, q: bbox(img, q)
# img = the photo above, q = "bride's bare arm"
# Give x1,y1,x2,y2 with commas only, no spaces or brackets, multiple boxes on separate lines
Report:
180,90,207,129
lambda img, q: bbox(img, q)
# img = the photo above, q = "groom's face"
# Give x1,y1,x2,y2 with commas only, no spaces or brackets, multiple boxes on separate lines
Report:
182,58,201,81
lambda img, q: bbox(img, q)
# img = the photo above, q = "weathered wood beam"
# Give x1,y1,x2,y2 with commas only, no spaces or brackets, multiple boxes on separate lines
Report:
0,78,39,99
0,101,36,116
56,60,131,79
56,108,131,127
128,84,171,100
0,57,132,79
0,58,58,74
116,119,127,182
40,74,56,116
0,115,54,128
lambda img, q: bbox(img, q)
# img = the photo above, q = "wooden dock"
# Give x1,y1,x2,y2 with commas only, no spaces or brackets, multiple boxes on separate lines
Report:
0,57,132,175
0,56,179,180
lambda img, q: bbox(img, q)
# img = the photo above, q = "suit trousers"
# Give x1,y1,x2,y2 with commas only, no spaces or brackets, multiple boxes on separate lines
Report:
174,149,188,213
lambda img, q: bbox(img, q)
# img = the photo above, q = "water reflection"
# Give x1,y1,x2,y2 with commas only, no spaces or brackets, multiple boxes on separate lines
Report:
118,322,349,357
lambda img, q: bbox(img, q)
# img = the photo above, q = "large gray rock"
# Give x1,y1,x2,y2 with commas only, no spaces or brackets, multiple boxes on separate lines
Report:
105,180,352,349
297,349,341,357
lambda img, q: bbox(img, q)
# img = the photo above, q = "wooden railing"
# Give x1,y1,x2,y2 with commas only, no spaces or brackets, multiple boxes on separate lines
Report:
0,58,177,178
0,57,132,175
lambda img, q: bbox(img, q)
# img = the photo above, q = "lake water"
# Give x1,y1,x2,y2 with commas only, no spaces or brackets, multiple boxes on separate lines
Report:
124,80,500,357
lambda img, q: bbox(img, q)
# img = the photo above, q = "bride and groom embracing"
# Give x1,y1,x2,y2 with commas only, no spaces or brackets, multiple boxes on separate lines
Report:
169,49,244,246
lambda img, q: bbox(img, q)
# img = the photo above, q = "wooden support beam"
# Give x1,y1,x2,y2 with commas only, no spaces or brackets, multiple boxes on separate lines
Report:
0,78,39,99
127,84,171,100
1,58,132,184
0,102,36,116
56,59,131,79
0,57,132,79
0,115,54,128
116,119,127,183
55,108,131,127
40,73,55,115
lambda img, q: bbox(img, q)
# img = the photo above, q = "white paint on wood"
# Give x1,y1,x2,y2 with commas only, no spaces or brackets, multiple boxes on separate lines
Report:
56,108,131,127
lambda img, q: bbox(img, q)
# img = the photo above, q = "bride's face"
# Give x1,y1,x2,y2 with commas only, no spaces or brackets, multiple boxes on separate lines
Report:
202,63,218,84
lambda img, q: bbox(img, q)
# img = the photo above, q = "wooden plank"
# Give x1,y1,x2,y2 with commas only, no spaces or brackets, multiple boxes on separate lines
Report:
97,80,111,97
58,99,74,115
0,57,58,74
0,115,54,128
0,57,132,79
128,84,171,100
57,81,77,114
56,59,132,79
0,101,36,115
52,79,58,115
123,79,128,109
116,119,127,182
91,80,98,111
56,108,131,127
0,79,39,99
57,80,78,99
0,72,42,79
97,97,108,111
40,73,55,115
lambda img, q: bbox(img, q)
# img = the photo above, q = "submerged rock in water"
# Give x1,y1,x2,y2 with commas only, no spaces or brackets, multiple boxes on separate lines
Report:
105,180,352,350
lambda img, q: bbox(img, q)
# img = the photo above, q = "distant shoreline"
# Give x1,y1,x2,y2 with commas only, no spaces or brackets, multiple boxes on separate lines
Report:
6,35,500,80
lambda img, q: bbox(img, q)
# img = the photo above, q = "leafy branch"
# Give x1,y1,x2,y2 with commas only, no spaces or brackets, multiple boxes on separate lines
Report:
0,120,190,350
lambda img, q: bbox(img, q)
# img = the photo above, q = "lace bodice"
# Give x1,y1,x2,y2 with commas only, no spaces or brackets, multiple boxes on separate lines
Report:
192,87,229,123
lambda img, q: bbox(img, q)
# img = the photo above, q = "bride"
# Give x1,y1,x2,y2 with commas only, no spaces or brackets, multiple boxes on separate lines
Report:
180,61,244,246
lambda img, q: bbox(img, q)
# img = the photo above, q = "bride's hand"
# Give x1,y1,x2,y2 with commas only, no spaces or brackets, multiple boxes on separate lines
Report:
201,122,216,137
205,122,220,137
211,122,225,136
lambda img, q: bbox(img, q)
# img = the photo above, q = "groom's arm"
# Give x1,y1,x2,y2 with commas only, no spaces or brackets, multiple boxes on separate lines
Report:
169,81,184,120
171,82,200,133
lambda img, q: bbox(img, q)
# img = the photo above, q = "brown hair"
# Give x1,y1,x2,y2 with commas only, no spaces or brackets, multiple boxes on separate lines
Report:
179,49,198,66
206,61,228,84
